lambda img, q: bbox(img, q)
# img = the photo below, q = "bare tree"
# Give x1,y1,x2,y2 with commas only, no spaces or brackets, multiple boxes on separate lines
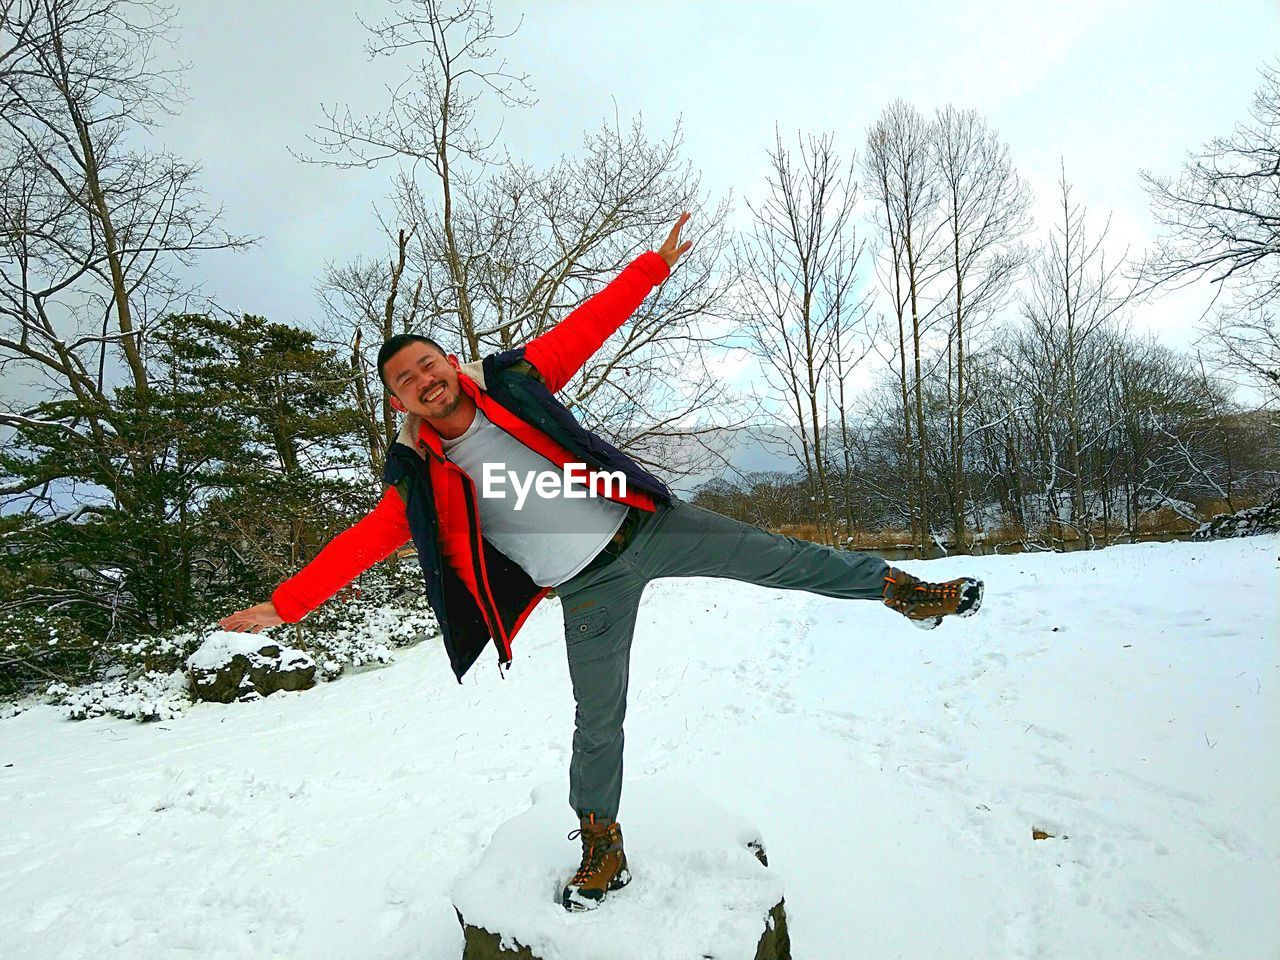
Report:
301,0,533,352
735,129,873,545
0,0,260,647
931,105,1032,547
0,0,251,510
1142,61,1280,407
300,0,746,484
863,100,948,555
1142,60,1280,308
317,226,423,479
1198,308,1279,405
1020,164,1139,541
827,301,882,542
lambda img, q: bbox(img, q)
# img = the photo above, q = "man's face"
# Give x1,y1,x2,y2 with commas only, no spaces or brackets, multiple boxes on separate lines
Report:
384,342,463,420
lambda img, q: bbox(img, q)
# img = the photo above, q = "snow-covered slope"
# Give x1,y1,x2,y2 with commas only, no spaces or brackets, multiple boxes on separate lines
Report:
2,536,1277,960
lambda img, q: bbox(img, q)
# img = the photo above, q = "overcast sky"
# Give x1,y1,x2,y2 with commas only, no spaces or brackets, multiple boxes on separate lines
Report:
149,0,1277,381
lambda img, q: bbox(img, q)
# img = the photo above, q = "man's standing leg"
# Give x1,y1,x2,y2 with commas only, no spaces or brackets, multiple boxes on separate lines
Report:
557,558,647,819
554,556,646,910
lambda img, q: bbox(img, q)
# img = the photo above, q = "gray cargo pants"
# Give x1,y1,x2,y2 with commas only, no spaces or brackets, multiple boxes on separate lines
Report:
555,496,890,820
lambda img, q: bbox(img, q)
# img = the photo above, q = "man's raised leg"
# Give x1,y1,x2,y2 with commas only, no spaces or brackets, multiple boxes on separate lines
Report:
620,498,982,625
627,498,890,600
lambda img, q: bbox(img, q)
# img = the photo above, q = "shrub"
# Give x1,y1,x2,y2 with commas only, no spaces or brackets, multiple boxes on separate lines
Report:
19,561,440,722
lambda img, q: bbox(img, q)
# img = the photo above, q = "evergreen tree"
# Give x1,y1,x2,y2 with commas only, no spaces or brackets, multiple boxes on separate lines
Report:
0,312,373,693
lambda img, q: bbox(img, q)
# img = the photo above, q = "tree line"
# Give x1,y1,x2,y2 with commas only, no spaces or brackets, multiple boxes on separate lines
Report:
1,0,1276,693
725,95,1278,555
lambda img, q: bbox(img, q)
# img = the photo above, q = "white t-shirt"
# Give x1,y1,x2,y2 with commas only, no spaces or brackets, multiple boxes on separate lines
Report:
440,409,628,586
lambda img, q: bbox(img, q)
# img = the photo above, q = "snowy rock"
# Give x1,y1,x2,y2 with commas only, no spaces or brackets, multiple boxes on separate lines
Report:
185,631,316,704
453,779,790,960
1193,493,1280,541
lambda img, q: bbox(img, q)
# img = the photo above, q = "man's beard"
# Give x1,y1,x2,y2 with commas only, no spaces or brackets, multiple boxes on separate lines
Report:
431,389,461,418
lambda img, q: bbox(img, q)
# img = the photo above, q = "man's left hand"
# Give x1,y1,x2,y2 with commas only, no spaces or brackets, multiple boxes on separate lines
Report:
657,212,693,269
217,600,285,633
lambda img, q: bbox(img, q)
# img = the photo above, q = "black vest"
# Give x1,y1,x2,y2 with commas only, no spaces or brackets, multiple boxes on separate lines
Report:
382,349,673,681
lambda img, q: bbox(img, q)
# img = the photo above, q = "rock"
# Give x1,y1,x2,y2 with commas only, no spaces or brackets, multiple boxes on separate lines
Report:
185,631,316,703
754,901,792,960
1193,493,1280,541
453,779,790,960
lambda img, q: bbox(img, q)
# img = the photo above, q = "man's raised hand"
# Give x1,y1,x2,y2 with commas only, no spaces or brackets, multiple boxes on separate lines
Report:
657,212,693,269
217,600,285,634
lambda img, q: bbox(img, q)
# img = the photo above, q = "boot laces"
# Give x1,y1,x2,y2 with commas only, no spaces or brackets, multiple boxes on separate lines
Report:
566,823,611,885
913,580,959,601
884,572,959,610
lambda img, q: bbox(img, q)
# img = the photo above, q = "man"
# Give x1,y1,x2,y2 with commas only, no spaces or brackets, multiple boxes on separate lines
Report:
219,213,983,911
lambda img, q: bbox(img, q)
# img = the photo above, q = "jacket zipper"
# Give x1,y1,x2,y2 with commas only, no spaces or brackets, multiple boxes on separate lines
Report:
398,440,501,680
414,430,511,664
452,460,511,661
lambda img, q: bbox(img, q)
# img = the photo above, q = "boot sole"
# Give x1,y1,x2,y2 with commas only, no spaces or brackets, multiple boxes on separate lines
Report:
956,578,984,618
909,578,984,630
561,864,631,912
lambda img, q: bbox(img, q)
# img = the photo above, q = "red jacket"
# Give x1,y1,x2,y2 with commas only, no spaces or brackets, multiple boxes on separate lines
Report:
271,251,672,676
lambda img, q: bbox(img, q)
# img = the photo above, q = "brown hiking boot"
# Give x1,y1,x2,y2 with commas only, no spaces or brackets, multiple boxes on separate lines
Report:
883,567,984,630
561,814,631,912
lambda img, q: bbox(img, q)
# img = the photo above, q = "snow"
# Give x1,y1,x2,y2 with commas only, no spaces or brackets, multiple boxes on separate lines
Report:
1,535,1277,959
184,630,314,673
48,670,190,722
453,779,783,960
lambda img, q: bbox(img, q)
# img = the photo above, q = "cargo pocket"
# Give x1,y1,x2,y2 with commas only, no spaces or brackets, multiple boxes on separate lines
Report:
566,606,611,647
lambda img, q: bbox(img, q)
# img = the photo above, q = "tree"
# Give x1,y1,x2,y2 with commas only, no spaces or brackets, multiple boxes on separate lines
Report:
1020,164,1139,541
302,0,746,484
0,310,370,677
0,0,251,514
735,129,873,545
0,0,251,402
317,227,424,480
1143,60,1280,308
1143,60,1280,407
168,313,373,582
1198,308,1280,405
864,101,948,555
0,0,257,674
931,105,1031,547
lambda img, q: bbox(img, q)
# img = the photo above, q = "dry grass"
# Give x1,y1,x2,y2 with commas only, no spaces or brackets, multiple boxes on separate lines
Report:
845,527,914,550
977,521,1029,545
754,504,1234,553
767,524,914,550
1021,509,1198,543
1130,507,1198,534
1192,496,1263,518
771,522,825,544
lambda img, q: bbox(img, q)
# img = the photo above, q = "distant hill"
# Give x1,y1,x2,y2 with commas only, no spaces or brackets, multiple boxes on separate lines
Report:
666,423,801,496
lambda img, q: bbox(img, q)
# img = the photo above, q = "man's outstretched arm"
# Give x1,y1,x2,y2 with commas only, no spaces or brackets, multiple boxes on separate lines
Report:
522,213,692,394
218,485,413,632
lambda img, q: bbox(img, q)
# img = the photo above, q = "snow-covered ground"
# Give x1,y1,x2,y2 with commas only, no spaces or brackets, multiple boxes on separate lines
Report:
2,536,1277,959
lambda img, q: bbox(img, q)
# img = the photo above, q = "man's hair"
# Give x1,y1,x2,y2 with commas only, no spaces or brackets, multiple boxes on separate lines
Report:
377,334,448,390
